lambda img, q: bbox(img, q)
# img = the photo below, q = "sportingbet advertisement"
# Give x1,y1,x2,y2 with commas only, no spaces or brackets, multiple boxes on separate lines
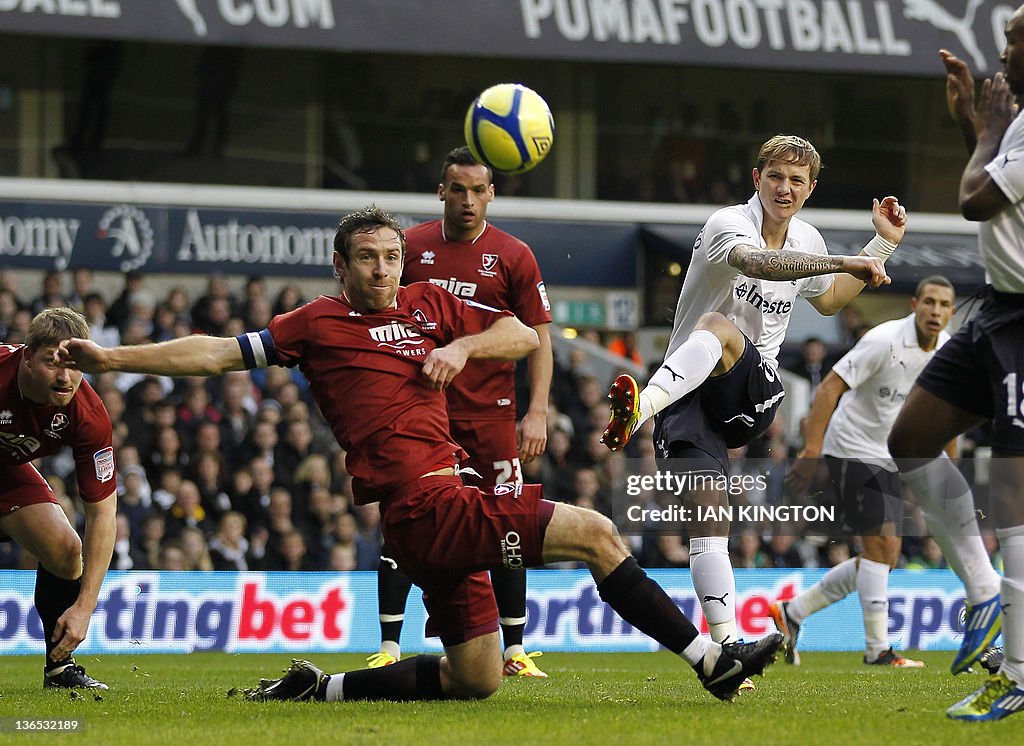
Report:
0,569,971,656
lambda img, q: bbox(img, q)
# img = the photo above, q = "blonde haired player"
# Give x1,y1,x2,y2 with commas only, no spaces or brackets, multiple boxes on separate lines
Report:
603,135,906,684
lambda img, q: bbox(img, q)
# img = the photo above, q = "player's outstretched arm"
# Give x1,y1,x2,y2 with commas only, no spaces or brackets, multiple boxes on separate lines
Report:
59,335,246,377
804,197,906,314
50,493,116,661
422,316,538,392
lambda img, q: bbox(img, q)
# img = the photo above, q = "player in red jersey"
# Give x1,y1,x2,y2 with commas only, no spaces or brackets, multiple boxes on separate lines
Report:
370,147,553,677
60,206,781,703
1,307,116,690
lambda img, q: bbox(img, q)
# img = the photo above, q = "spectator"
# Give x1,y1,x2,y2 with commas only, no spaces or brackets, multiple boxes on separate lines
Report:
158,542,188,571
607,331,644,366
136,513,167,570
271,284,304,316
328,543,357,571
82,292,120,348
29,271,67,315
117,464,152,536
164,479,213,539
731,531,770,569
110,513,143,571
179,527,214,571
783,337,832,394
209,511,251,571
270,529,315,571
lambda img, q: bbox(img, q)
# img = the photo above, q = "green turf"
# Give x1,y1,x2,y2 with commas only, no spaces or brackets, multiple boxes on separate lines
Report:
1,651,1022,744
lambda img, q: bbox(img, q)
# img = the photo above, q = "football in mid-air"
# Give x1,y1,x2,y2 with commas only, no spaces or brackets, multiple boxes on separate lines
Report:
464,83,554,174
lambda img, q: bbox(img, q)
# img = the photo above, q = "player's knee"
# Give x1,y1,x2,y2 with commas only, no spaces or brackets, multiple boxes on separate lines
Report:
42,531,83,578
581,510,627,565
445,667,501,700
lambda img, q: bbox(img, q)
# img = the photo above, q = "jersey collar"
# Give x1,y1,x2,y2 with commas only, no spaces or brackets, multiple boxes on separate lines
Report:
441,220,488,244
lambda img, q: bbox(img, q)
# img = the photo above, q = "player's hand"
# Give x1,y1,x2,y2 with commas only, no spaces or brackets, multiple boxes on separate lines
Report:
843,255,890,288
56,338,109,373
421,343,468,391
784,454,818,498
871,196,907,245
975,72,1018,145
941,49,975,127
51,602,91,661
517,411,548,463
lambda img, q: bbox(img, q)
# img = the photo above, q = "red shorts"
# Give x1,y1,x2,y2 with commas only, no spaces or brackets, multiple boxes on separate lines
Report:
0,462,57,538
450,418,520,489
381,475,554,645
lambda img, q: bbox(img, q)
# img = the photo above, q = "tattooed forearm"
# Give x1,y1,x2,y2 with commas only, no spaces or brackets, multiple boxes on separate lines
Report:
728,246,846,280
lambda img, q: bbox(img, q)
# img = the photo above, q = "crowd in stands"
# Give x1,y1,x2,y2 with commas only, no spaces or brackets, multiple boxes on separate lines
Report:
0,268,1002,575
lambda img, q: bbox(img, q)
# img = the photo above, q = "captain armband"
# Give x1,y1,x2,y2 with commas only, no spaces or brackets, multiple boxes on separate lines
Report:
861,234,898,262
236,330,277,369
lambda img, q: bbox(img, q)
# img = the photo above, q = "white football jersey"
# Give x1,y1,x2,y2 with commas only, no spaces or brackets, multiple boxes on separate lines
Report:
981,111,1024,293
664,193,834,369
822,313,949,470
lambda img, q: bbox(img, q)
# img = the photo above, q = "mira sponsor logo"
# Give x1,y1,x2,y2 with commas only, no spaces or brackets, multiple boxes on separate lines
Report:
177,209,334,266
368,320,426,355
428,277,478,298
734,281,792,315
0,431,42,459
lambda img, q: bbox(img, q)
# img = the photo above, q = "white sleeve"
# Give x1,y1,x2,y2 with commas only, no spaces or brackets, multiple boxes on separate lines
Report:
702,209,759,265
830,329,887,390
985,121,1024,204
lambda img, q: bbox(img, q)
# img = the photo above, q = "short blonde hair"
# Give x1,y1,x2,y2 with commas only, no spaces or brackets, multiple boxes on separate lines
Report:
757,134,822,182
25,307,89,351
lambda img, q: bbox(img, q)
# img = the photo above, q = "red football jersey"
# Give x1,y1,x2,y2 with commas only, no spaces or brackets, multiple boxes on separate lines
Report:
242,283,512,504
403,220,551,421
0,344,115,502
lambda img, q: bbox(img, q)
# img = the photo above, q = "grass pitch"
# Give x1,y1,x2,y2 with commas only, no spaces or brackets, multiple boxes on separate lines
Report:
1,650,1022,744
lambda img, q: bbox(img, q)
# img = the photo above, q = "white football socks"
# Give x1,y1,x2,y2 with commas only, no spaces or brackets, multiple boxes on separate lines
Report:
788,557,857,623
857,557,892,661
638,330,724,425
681,635,713,667
324,672,346,702
690,536,738,643
380,640,401,659
900,456,1000,604
997,525,1024,687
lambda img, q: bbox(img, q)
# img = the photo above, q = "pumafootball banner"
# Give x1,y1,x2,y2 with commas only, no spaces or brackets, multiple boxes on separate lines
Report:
0,568,973,655
0,1,1014,78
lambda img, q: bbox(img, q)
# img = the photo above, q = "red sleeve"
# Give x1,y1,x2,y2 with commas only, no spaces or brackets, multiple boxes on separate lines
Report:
70,387,116,503
266,302,313,367
507,247,553,328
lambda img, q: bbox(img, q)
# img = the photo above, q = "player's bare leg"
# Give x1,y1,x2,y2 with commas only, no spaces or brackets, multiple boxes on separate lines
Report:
1,503,107,689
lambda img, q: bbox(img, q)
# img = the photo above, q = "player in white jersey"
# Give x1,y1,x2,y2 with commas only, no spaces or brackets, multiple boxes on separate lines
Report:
602,134,907,659
888,9,1024,721
770,276,955,669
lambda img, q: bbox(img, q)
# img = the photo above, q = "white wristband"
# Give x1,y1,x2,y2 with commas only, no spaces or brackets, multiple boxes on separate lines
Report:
862,234,898,261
